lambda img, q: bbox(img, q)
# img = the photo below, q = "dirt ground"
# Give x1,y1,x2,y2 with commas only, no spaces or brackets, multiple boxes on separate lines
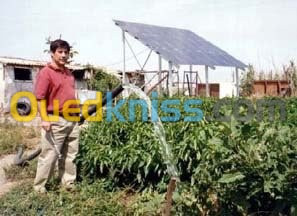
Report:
0,154,18,197
0,122,41,197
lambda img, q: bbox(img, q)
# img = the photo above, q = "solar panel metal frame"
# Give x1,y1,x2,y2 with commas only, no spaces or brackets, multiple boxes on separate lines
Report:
114,19,247,70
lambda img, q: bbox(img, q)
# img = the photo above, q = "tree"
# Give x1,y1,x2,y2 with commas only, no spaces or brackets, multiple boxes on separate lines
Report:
85,65,120,93
273,72,280,80
283,60,297,96
43,35,79,63
258,71,265,80
240,64,255,96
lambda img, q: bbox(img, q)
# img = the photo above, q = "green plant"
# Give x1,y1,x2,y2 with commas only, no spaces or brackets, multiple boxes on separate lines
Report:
127,189,164,215
76,96,297,215
0,180,126,215
86,65,120,93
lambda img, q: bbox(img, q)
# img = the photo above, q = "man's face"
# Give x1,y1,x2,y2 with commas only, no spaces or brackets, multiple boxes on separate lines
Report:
51,47,70,66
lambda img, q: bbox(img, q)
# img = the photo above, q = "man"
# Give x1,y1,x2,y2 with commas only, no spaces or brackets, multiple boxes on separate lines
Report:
33,39,79,193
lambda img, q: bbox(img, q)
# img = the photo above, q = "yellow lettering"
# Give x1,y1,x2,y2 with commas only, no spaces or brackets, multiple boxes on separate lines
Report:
82,92,102,122
40,99,60,122
10,92,37,122
62,100,81,122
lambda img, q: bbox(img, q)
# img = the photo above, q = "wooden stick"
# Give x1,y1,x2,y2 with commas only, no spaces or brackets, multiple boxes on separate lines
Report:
162,177,177,216
146,74,169,95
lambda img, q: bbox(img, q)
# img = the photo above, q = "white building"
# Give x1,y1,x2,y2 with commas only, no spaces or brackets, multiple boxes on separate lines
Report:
0,56,92,113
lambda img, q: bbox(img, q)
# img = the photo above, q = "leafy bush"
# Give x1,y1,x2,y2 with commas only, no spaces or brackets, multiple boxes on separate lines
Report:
86,66,120,93
240,64,255,96
77,97,297,215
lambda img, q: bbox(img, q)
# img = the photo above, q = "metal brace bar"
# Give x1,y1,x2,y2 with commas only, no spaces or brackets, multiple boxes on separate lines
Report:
125,37,142,69
141,49,153,71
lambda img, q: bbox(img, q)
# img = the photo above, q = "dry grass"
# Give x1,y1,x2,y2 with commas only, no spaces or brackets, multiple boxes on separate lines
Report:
4,160,37,181
0,121,40,156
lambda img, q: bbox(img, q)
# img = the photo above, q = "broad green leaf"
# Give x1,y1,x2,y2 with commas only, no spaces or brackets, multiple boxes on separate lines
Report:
218,172,245,183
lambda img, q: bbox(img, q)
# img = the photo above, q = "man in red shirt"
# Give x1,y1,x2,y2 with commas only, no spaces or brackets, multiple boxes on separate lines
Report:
33,39,79,193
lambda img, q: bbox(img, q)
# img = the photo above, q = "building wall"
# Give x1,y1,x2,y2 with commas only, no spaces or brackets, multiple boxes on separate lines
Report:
197,82,236,98
219,82,236,98
196,83,220,97
4,65,40,111
77,89,97,104
0,63,4,109
253,80,290,97
3,64,89,111
76,80,88,90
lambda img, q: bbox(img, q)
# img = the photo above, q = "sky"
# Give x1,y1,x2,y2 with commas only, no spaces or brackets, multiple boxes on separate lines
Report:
0,0,297,82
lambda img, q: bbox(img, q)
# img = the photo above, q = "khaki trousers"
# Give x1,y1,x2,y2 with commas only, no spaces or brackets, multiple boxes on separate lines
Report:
34,117,79,191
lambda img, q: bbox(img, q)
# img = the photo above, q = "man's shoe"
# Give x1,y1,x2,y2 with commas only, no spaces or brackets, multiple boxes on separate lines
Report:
33,186,47,194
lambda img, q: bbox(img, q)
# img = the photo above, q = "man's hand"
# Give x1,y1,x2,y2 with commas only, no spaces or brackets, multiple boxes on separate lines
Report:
41,121,51,131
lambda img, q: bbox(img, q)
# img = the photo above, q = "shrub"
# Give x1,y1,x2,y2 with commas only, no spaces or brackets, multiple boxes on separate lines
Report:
77,97,297,215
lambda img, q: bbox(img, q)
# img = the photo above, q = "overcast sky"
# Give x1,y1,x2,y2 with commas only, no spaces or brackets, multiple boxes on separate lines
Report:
0,0,296,81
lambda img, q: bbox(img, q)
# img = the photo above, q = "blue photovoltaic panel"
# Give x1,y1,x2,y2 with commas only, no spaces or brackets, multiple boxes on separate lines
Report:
114,20,246,69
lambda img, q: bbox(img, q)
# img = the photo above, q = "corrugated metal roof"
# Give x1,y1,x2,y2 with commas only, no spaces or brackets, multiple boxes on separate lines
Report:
0,56,46,67
0,56,86,70
114,20,247,69
104,68,121,78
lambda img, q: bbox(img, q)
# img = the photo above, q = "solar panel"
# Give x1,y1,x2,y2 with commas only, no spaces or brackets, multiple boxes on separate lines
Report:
114,20,246,69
